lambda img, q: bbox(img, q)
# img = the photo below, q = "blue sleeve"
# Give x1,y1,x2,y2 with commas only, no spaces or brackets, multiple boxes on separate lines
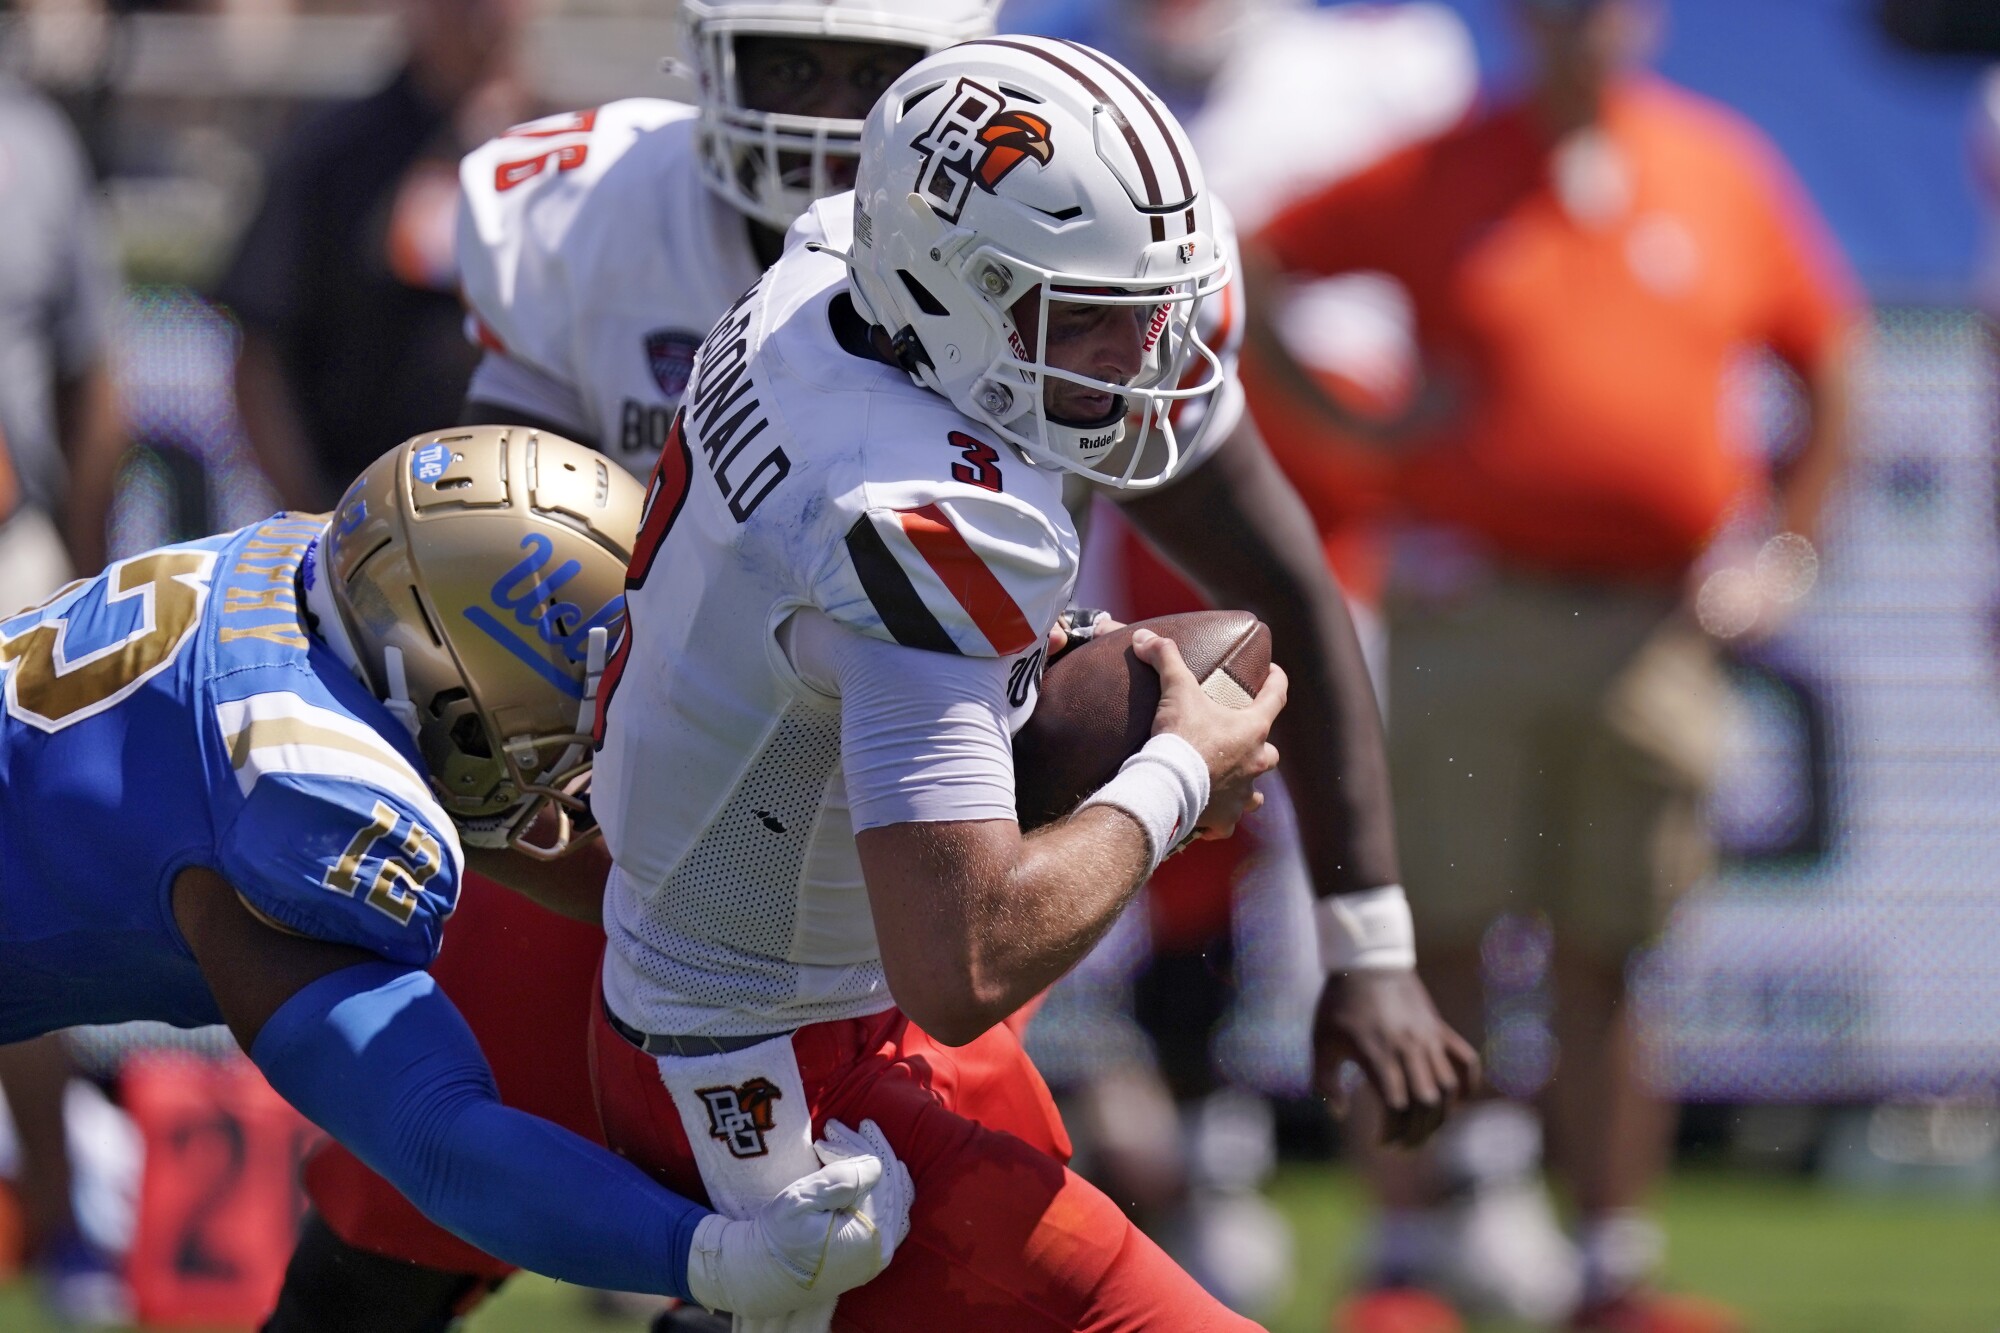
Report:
217,775,460,969
250,962,704,1297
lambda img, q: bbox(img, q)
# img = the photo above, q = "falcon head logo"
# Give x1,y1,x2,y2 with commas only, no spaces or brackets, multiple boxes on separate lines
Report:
913,80,1059,224
697,1077,784,1159
974,111,1055,194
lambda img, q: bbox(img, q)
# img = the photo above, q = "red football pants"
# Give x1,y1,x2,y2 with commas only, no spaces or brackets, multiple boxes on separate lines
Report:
592,991,1258,1332
302,872,607,1279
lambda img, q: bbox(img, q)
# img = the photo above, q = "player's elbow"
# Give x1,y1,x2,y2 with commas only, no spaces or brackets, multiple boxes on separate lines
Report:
882,954,1010,1048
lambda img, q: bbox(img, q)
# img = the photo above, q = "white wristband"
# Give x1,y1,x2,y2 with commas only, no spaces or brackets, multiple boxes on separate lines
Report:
1316,885,1417,973
1078,732,1210,875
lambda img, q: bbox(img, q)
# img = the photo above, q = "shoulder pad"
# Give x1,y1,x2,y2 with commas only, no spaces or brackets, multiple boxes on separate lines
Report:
819,475,1077,659
213,688,463,967
456,99,696,378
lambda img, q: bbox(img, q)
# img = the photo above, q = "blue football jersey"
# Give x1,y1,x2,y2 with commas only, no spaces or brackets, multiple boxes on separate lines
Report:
0,514,464,1044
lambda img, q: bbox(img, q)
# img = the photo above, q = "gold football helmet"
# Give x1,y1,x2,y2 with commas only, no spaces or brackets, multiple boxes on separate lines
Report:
309,426,642,857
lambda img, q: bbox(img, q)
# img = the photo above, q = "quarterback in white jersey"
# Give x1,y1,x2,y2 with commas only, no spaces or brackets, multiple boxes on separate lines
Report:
588,41,1286,1330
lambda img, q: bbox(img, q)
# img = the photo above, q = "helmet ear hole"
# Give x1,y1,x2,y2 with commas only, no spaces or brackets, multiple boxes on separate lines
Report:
446,705,494,760
897,270,950,316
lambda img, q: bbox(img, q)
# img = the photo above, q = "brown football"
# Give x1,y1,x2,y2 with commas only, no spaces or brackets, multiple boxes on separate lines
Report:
1014,610,1272,830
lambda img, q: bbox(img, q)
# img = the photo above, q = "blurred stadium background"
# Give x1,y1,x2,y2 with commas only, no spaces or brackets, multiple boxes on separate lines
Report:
0,0,1997,1328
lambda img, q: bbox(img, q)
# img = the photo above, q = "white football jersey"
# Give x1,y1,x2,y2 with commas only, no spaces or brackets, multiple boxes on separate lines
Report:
456,99,766,472
592,197,1080,1036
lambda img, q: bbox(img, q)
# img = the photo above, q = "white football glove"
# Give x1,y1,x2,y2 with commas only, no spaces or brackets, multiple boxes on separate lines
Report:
685,1118,914,1317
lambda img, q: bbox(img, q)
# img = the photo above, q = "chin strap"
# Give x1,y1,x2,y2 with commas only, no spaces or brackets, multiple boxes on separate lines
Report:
380,646,421,740
301,535,367,680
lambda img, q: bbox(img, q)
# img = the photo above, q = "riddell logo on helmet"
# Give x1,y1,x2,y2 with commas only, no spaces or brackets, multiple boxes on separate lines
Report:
912,78,1055,225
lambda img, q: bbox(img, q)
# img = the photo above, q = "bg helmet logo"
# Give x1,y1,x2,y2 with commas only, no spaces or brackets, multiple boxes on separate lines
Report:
912,79,1056,224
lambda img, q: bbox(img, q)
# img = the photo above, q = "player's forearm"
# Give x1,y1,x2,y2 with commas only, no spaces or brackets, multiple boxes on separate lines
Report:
252,963,706,1297
863,808,1151,1045
1122,426,1400,893
1773,324,1861,544
54,364,122,575
464,839,610,925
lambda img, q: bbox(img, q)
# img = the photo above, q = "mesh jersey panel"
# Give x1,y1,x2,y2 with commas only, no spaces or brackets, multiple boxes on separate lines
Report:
602,702,890,1036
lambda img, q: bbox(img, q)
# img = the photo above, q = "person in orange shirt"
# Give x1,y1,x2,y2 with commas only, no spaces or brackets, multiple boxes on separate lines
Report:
1243,2,1862,1331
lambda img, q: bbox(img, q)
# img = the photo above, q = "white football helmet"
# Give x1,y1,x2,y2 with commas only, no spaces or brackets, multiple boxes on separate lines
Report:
838,37,1229,489
684,0,1000,231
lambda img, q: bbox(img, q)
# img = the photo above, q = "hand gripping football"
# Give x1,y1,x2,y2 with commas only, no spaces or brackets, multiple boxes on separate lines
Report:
1013,610,1273,830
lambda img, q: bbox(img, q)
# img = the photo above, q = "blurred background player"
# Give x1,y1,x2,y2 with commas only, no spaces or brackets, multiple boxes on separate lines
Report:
1243,0,1863,1328
217,0,536,512
0,56,127,1326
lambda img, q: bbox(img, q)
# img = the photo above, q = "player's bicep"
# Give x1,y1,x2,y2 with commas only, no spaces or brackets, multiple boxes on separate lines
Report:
783,608,1021,830
170,865,383,1051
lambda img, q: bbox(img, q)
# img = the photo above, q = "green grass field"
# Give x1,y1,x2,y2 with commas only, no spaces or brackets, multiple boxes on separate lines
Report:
3,1167,1996,1333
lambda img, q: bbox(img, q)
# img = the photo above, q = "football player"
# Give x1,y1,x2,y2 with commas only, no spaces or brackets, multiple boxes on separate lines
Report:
284,2,1475,1327
0,427,913,1321
573,39,1308,1330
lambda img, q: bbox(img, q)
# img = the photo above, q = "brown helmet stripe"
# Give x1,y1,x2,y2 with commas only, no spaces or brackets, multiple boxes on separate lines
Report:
1056,38,1193,205
962,37,1171,242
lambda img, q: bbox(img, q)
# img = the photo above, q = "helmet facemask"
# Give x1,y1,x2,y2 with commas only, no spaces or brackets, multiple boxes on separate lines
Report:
849,224,1231,490
953,247,1229,489
683,1,1001,231
691,23,874,231
430,622,613,862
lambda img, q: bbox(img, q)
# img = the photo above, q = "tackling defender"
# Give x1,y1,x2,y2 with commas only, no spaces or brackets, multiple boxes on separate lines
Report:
0,427,912,1319
580,39,1276,1330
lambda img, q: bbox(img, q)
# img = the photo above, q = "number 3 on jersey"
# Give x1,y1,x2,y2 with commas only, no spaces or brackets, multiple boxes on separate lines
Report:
950,431,1003,492
592,410,694,748
0,549,217,733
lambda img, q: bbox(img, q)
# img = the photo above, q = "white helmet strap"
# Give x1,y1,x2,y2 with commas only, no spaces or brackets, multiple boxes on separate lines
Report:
303,529,421,740
302,532,365,684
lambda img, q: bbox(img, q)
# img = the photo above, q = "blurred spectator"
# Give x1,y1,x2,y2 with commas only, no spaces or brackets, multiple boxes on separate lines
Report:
0,66,126,1326
1244,1,1864,1330
217,0,532,511
0,72,121,610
